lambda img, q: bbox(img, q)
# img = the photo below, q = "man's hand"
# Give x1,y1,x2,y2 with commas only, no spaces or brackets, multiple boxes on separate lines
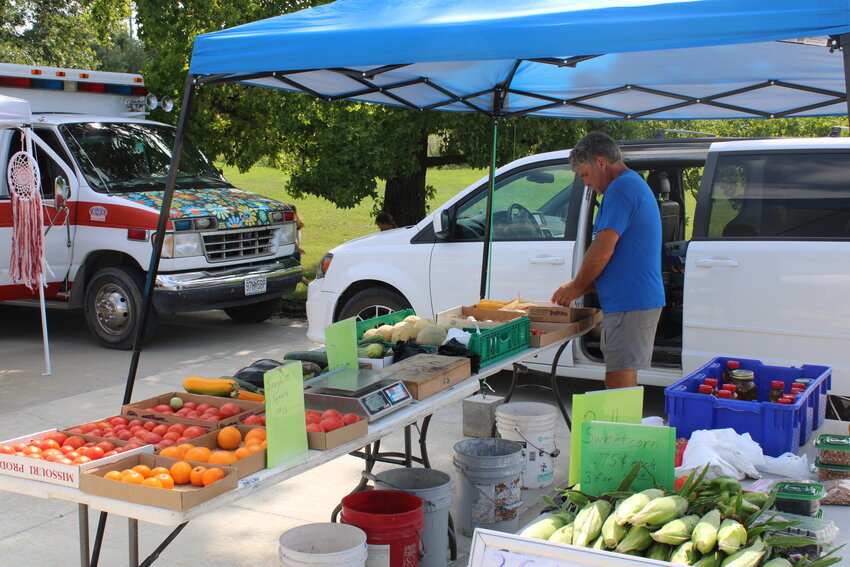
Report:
551,280,581,306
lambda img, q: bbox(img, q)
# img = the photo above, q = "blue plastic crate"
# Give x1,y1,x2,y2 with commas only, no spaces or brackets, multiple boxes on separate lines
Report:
665,357,831,457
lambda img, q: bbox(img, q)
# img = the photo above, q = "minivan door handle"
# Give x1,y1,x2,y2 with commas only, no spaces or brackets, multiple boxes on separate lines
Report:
529,256,565,265
695,258,739,268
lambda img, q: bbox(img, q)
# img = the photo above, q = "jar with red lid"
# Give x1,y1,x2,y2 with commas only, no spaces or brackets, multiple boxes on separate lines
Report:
721,384,738,399
717,390,733,399
728,369,757,402
703,378,719,396
698,384,714,395
768,381,786,403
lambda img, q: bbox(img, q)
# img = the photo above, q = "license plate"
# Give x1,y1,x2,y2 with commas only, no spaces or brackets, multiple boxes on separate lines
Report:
244,275,267,296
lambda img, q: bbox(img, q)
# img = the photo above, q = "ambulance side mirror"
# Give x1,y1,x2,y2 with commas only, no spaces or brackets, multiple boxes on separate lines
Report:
54,176,70,209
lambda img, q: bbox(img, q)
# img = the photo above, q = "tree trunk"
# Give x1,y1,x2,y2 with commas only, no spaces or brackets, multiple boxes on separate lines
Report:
382,134,428,227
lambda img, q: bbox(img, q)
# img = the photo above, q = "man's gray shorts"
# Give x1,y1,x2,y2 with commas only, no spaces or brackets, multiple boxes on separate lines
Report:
600,307,662,372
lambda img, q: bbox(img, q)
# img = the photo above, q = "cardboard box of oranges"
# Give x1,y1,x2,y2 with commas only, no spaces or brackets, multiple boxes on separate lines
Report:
80,453,237,510
157,425,267,479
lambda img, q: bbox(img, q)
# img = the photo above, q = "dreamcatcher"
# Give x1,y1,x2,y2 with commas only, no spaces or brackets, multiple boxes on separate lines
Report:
7,138,44,290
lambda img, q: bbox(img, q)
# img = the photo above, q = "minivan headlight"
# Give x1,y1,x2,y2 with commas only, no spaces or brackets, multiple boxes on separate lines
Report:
316,253,333,278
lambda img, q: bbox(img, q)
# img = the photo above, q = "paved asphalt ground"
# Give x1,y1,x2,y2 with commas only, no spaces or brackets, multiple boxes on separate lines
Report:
0,305,665,567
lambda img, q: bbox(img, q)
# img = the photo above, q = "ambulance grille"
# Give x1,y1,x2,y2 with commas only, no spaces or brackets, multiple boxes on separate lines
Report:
202,227,277,262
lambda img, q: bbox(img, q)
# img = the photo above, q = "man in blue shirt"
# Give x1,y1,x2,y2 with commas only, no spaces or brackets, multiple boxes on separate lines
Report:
552,132,664,389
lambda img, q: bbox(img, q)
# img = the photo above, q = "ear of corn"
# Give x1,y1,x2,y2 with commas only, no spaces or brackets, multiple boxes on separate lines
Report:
651,514,700,546
629,495,688,527
572,500,612,547
720,537,766,567
590,534,607,550
614,488,664,526
519,513,572,540
646,541,672,562
717,518,747,554
601,508,627,548
692,551,723,567
547,523,574,544
669,540,700,565
615,525,653,554
692,508,721,554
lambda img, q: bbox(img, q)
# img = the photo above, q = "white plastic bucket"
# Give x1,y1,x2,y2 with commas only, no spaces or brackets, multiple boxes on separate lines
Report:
279,523,368,567
453,438,524,536
495,402,559,489
374,468,452,567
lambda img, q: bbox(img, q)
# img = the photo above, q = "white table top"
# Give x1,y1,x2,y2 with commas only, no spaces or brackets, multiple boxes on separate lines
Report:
0,343,558,526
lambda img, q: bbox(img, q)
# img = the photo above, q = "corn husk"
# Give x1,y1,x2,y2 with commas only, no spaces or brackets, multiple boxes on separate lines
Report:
692,551,723,567
572,500,612,548
669,540,700,565
720,537,765,567
651,514,700,546
646,541,672,562
692,508,721,554
519,513,573,540
615,488,665,526
761,559,792,567
717,518,747,555
548,523,574,544
615,525,653,554
629,495,688,527
601,508,628,548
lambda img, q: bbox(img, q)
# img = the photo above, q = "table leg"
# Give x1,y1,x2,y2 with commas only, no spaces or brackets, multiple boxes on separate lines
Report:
549,341,572,431
404,425,413,467
139,522,189,567
505,363,524,403
90,511,108,567
418,415,432,469
129,518,139,567
78,504,89,567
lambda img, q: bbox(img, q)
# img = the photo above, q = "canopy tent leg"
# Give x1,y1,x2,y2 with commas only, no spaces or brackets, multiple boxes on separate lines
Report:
478,118,499,300
842,33,850,123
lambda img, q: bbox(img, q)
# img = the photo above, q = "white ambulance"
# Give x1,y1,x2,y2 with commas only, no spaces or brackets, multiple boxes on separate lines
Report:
0,64,302,349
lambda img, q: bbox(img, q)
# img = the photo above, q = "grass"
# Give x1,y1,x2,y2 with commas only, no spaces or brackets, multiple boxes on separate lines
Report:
220,164,486,307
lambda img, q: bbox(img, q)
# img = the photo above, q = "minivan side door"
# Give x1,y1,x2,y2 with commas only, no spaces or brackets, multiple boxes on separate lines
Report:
684,148,850,396
428,161,580,314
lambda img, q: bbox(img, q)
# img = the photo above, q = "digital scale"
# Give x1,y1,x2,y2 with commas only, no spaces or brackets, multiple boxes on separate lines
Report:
303,367,413,422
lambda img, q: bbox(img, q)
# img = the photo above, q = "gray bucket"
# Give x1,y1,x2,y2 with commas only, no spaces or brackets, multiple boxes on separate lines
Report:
374,468,452,567
452,438,524,536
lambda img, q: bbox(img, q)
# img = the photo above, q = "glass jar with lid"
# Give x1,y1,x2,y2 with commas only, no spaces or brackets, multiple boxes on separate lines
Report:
768,381,786,403
728,369,757,401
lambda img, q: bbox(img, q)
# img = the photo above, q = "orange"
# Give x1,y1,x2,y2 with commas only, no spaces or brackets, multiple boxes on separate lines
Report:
121,471,145,485
234,447,252,460
245,443,264,454
150,466,171,477
189,466,208,486
217,426,242,450
158,446,181,459
175,443,196,458
201,467,225,486
104,470,123,481
132,464,153,479
184,446,211,463
141,477,163,488
154,473,175,489
244,428,266,445
169,461,193,485
208,450,237,465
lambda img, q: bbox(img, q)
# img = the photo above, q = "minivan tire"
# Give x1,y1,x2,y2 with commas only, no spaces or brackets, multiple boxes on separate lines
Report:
337,287,411,322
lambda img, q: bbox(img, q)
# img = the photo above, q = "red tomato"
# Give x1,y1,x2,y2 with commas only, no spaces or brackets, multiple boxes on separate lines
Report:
65,427,84,435
110,416,129,427
79,423,97,433
321,409,342,420
74,455,92,465
117,431,133,441
320,417,344,432
63,451,80,460
218,402,241,419
183,426,206,439
306,423,325,433
158,439,175,448
62,436,86,450
82,446,105,460
182,402,198,410
167,423,186,434
45,432,68,446
242,414,262,425
0,445,13,455
143,433,162,445
195,404,211,413
57,457,73,465
152,424,168,436
103,450,118,457
143,421,157,432
21,445,41,455
163,432,180,442
206,416,221,422
88,429,103,437
39,439,61,451
342,413,361,425
154,404,171,413
128,419,143,428
259,415,266,426
305,413,320,425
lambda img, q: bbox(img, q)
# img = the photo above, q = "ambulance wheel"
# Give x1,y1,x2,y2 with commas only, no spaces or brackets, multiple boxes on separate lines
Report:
84,266,157,350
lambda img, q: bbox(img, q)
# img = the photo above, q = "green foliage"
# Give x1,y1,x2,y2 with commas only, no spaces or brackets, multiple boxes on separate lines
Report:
0,0,131,67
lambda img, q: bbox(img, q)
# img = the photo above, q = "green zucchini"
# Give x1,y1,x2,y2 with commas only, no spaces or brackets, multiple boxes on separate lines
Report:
283,350,329,367
358,333,386,346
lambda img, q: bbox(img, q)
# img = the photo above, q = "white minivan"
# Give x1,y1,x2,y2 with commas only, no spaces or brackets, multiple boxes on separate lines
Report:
307,137,850,399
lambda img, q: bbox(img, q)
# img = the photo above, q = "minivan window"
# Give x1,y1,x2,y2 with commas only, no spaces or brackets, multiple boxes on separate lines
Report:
707,153,850,239
453,163,575,241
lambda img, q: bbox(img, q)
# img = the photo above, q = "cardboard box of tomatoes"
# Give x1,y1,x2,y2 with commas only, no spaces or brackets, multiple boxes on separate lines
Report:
305,409,368,451
0,429,153,488
121,392,263,429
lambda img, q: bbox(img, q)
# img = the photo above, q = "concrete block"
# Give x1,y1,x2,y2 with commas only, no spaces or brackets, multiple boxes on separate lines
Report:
462,393,505,438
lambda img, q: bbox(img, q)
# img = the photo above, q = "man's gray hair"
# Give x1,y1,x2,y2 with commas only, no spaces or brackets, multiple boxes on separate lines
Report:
569,131,622,168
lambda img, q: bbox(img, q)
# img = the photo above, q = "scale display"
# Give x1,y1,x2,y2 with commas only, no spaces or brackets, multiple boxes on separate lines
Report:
303,368,413,422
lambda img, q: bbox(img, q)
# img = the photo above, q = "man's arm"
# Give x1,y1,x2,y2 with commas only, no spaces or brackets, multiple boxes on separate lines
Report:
551,228,619,306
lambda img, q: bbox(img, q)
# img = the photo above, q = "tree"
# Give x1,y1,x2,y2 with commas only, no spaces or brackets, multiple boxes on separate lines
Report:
0,0,131,68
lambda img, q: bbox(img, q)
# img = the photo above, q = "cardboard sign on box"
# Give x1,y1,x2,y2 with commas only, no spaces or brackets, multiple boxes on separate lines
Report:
529,311,603,348
0,429,154,488
81,453,237,510
179,425,267,479
527,303,600,324
307,418,368,451
122,392,263,429
436,305,524,329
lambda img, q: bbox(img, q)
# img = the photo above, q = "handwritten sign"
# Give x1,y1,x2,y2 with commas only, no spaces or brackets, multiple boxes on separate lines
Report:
325,317,358,371
580,421,676,496
568,387,643,486
264,362,308,468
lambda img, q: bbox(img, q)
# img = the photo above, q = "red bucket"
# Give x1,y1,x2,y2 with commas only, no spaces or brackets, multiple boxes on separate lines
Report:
340,490,424,567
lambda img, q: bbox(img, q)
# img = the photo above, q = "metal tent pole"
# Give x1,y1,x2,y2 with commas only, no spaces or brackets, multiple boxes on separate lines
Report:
478,117,499,300
841,33,850,124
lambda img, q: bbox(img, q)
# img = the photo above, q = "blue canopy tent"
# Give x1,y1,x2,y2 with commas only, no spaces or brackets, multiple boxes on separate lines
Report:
103,1,850,564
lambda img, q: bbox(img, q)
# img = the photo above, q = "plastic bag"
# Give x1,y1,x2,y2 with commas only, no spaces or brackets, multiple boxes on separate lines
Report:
677,428,765,480
392,339,428,362
437,338,481,374
756,451,810,479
